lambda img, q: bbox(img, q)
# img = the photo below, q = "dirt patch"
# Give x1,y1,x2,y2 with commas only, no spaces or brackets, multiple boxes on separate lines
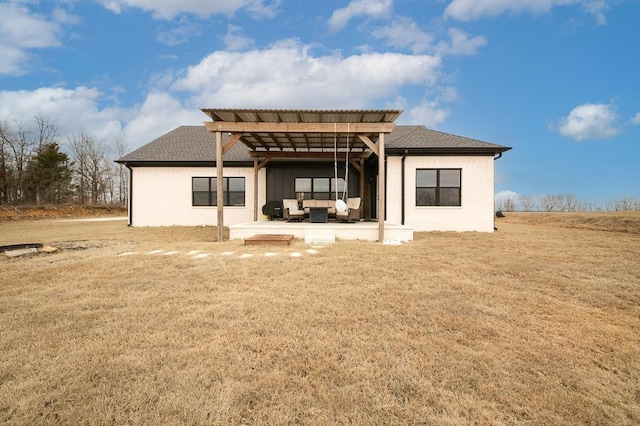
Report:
0,205,127,222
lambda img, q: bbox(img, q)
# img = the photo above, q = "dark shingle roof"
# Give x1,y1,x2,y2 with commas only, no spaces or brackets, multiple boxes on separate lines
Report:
117,125,510,164
386,125,508,151
117,126,251,163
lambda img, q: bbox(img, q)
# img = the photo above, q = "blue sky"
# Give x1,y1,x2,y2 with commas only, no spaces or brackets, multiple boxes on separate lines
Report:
1,0,638,206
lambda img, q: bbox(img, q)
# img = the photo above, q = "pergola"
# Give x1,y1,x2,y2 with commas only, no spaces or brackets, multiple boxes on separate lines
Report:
201,108,402,242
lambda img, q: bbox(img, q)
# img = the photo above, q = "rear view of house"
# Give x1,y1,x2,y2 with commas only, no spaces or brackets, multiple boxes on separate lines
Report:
117,109,510,241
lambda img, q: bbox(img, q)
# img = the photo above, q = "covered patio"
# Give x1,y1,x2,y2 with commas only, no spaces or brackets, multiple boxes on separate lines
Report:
201,108,403,242
229,220,413,243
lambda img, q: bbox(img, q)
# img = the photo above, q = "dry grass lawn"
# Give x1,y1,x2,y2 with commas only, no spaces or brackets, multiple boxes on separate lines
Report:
1,212,639,424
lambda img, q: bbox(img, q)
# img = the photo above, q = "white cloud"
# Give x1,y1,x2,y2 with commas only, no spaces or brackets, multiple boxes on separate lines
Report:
0,86,124,143
0,86,204,151
123,92,203,148
583,0,608,25
0,2,63,75
372,17,485,57
372,17,434,54
406,99,452,128
156,18,202,46
436,28,487,56
631,113,640,125
495,190,520,201
555,103,620,141
328,0,392,31
171,40,441,109
223,25,255,51
444,0,609,24
97,0,280,20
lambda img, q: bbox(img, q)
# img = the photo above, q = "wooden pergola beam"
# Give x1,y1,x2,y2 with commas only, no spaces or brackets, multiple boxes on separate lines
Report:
205,121,395,134
357,134,379,156
222,133,243,155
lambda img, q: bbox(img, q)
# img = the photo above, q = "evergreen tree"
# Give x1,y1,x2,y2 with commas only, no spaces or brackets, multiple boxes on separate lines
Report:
24,142,73,204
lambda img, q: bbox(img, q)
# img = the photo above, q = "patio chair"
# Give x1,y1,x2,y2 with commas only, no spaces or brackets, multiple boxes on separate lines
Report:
336,197,361,222
282,199,304,222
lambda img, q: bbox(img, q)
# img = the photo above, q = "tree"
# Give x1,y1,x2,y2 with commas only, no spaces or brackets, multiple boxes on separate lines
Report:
520,194,536,211
115,134,129,206
24,142,73,204
69,132,109,205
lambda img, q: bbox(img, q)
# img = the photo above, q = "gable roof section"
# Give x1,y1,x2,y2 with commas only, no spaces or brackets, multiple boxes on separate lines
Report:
117,125,510,165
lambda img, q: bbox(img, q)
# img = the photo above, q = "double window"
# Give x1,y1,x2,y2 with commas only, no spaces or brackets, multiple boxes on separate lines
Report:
295,177,345,200
192,177,245,206
416,169,461,206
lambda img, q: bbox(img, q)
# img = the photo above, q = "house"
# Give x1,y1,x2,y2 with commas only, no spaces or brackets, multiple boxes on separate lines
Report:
116,109,511,241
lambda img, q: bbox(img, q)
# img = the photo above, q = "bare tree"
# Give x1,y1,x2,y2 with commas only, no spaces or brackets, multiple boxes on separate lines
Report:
562,193,581,212
520,194,536,211
541,194,560,212
69,132,109,205
605,197,640,212
115,134,129,206
0,121,35,204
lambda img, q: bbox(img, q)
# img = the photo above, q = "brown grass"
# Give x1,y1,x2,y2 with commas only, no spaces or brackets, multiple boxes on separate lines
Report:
1,214,639,424
499,211,640,234
0,205,127,222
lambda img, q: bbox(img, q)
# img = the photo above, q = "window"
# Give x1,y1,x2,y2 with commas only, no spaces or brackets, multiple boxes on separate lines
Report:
416,169,461,206
295,177,345,200
192,177,245,206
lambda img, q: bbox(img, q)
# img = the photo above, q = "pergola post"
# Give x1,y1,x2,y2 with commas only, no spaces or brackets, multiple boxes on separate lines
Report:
253,158,259,221
216,131,224,242
378,132,385,242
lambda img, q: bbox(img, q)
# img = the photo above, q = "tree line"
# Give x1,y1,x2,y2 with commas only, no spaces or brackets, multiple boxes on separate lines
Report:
0,115,128,206
495,193,640,212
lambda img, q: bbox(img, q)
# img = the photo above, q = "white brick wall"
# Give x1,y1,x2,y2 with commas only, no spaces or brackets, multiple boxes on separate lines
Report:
130,166,266,227
129,157,496,232
386,156,496,232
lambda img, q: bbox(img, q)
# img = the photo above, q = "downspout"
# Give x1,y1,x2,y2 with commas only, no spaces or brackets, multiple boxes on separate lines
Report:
401,149,408,225
493,152,502,230
126,165,133,226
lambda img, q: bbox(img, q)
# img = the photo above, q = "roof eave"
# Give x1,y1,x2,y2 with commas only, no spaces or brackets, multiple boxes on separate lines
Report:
114,160,255,167
386,146,512,156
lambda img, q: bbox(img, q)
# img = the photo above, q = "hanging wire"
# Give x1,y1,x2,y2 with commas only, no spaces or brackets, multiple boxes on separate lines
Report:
334,123,339,201
343,123,349,200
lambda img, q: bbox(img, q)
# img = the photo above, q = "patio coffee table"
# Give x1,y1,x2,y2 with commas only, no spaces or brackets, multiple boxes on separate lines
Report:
309,207,329,223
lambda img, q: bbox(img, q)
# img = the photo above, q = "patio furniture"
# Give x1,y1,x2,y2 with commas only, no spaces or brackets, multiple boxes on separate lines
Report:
336,197,361,222
262,200,283,220
302,199,337,217
309,207,329,223
282,199,304,222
